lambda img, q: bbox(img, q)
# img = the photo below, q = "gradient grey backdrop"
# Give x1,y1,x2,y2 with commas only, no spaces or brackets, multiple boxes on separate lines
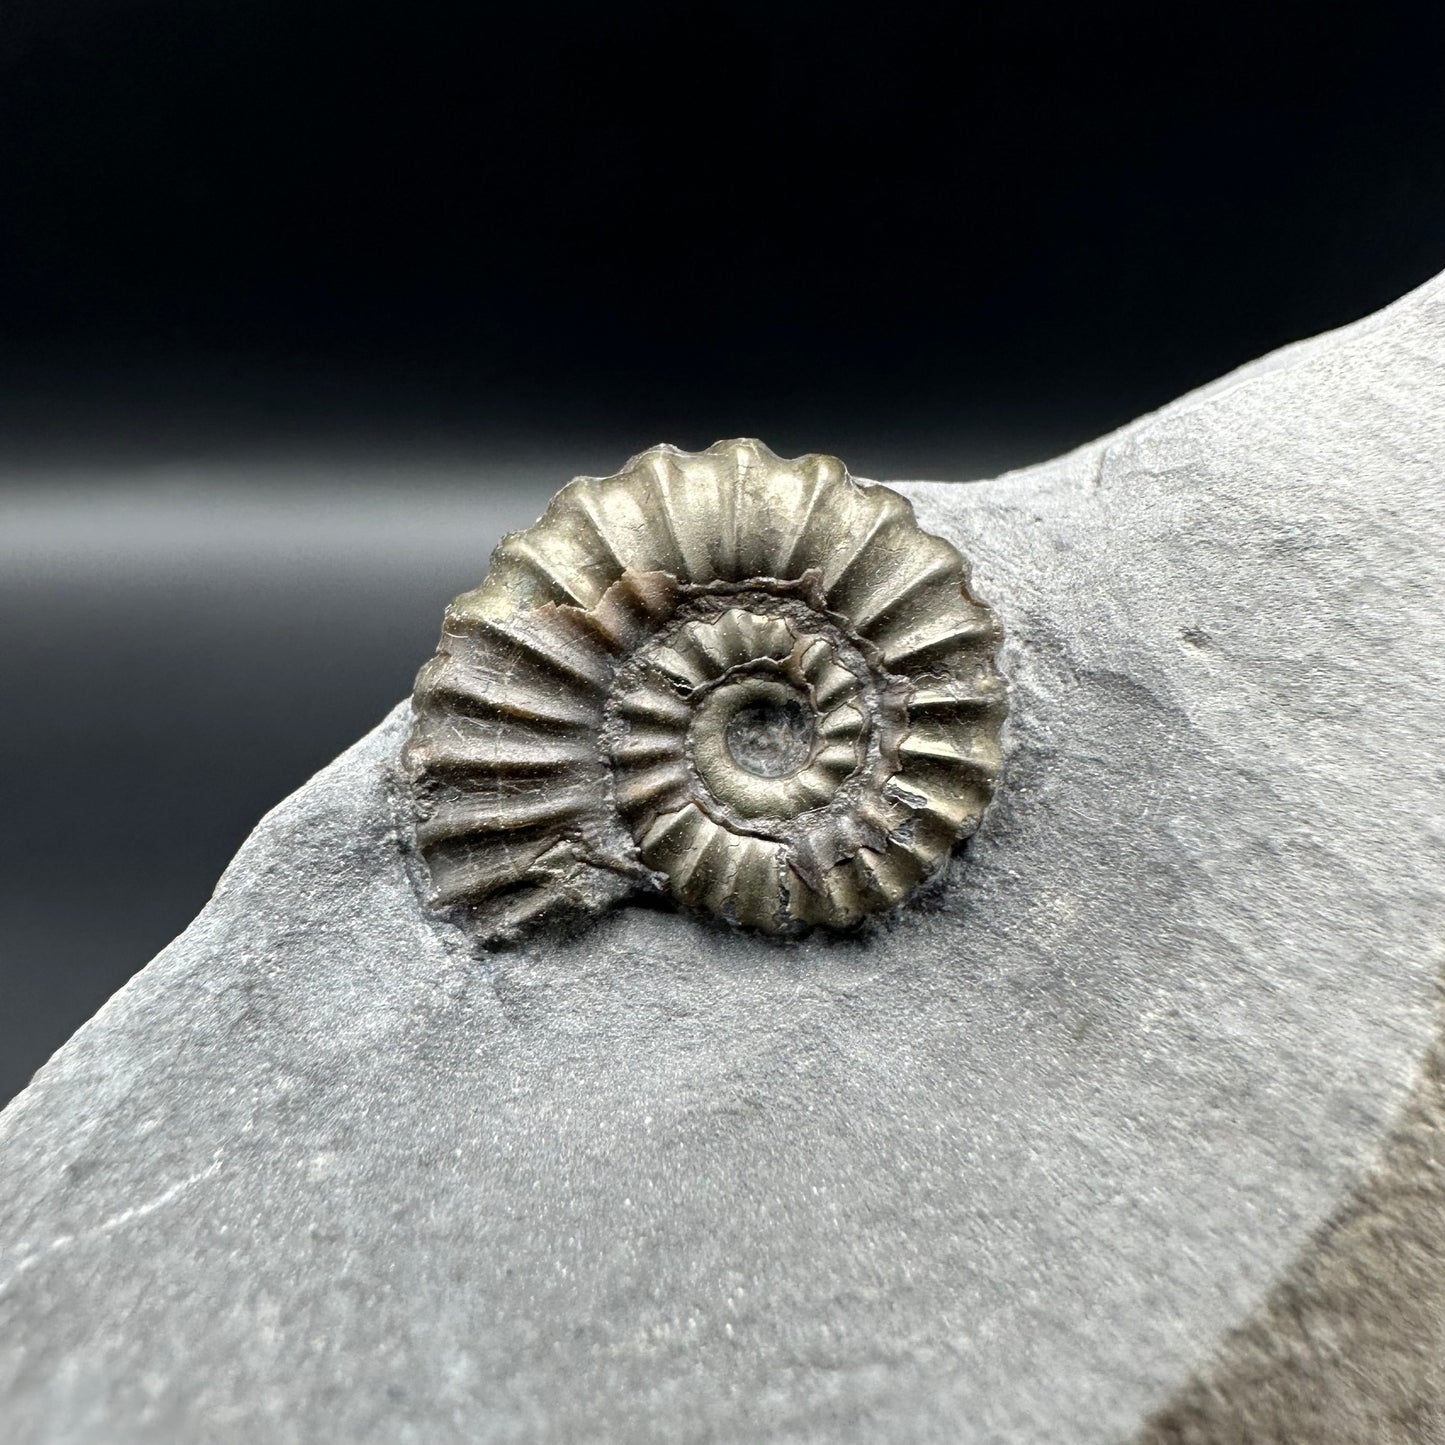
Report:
3,0,1444,1103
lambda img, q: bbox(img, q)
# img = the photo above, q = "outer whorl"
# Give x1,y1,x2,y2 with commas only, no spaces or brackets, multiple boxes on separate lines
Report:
405,440,1007,937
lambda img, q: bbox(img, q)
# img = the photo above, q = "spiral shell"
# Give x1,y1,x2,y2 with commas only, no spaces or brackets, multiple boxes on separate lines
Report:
405,440,1006,937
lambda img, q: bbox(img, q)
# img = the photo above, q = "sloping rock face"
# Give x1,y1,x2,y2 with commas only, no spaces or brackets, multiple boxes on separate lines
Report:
2,273,1444,1444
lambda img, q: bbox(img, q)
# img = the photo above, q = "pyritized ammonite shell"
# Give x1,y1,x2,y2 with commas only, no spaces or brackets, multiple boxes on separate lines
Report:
404,440,1006,937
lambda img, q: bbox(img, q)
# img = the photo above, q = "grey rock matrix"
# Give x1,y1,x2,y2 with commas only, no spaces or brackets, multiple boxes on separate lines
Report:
3,271,1445,1444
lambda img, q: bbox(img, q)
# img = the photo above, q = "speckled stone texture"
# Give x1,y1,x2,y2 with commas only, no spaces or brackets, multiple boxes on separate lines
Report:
2,271,1444,1444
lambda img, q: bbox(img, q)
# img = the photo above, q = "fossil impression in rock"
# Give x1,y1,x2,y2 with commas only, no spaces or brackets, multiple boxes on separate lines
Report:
405,440,1006,936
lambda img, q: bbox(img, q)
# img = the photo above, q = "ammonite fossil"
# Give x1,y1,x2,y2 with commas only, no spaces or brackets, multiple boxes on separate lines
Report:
405,440,1006,937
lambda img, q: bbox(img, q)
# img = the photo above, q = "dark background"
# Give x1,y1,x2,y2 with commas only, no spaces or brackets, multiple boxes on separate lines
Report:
2,0,1443,1106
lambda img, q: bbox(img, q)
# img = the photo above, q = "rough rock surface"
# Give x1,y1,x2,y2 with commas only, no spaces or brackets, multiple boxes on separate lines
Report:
3,271,1445,1444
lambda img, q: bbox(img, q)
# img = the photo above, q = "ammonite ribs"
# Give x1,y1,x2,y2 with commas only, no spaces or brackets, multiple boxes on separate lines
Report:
404,439,1007,937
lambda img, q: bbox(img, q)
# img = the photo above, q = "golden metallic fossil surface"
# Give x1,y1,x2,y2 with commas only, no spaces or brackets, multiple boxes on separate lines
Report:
404,439,1007,937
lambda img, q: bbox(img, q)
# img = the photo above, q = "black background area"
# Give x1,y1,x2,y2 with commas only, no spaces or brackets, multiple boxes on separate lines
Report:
1,0,1442,1104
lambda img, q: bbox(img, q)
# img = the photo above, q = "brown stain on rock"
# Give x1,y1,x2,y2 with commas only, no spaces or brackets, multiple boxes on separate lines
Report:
1139,1008,1445,1444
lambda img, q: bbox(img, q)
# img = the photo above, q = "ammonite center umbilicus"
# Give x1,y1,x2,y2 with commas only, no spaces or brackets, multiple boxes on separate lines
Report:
404,440,1006,937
